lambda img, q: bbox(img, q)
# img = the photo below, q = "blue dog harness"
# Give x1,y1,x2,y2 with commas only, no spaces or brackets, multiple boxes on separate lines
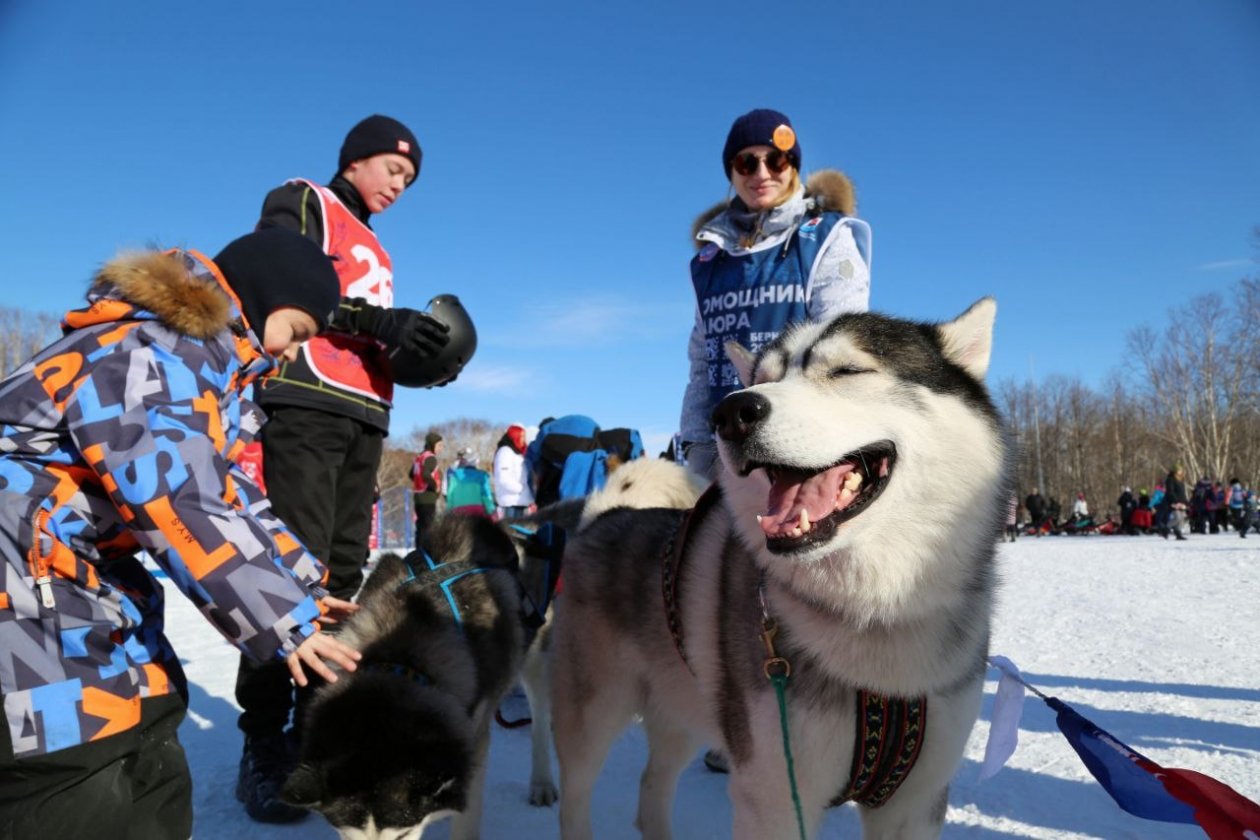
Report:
399,549,490,636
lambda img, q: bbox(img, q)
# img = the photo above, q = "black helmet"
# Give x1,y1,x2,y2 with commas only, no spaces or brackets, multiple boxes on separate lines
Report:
387,294,476,388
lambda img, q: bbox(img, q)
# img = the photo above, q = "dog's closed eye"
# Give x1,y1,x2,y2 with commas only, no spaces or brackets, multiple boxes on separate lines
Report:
828,365,872,378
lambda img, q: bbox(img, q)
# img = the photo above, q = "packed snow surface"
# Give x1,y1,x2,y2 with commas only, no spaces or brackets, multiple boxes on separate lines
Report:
168,531,1259,838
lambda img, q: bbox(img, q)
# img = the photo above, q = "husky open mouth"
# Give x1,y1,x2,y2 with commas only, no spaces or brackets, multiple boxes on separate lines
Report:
750,441,897,553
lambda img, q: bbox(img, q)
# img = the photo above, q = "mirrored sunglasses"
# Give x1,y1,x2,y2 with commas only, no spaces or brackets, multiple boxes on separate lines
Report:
731,149,793,177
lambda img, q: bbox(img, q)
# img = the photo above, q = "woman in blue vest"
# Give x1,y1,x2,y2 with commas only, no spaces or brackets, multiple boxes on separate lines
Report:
679,109,873,478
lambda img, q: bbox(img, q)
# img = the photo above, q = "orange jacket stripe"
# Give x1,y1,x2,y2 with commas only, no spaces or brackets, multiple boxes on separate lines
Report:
80,687,142,741
143,496,237,579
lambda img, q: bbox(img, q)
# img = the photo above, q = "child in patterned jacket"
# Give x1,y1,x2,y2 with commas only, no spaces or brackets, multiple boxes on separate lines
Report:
0,228,361,838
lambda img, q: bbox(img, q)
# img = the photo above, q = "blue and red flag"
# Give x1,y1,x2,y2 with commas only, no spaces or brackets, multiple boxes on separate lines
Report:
1049,696,1260,839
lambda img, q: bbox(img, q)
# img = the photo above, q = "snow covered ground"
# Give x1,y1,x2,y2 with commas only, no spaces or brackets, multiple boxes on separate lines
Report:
168,531,1260,839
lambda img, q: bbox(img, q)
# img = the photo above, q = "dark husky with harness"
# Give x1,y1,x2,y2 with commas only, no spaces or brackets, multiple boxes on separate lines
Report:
282,514,551,839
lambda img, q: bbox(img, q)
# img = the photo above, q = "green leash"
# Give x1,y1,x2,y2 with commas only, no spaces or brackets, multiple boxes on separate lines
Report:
760,599,808,840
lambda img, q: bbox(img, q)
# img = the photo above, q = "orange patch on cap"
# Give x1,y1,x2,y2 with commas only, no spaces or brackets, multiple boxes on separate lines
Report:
772,124,796,152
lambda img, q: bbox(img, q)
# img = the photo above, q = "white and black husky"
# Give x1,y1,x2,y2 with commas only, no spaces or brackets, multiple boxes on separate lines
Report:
550,299,1010,839
282,514,545,840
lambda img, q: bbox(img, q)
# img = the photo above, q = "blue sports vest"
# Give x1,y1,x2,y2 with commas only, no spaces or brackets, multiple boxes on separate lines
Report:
690,212,843,409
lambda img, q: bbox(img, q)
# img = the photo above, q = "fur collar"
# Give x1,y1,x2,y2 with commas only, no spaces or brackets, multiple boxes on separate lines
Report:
691,169,858,248
91,251,232,340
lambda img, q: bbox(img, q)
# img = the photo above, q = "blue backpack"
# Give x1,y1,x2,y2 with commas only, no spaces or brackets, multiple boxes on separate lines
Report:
524,415,644,506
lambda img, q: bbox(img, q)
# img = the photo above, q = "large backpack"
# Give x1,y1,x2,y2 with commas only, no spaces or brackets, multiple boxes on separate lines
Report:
525,415,603,507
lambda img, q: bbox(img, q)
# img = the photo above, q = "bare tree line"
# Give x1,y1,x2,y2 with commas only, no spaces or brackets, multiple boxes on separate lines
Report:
0,306,58,378
1000,274,1260,516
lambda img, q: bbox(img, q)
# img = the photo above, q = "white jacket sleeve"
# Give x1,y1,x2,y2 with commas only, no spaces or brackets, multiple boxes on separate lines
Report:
806,220,871,321
493,448,521,498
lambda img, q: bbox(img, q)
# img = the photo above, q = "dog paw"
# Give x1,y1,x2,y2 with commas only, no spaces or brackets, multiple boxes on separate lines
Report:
528,780,559,807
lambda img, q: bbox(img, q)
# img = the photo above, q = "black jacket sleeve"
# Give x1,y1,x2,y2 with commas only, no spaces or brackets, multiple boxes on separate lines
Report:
256,182,325,248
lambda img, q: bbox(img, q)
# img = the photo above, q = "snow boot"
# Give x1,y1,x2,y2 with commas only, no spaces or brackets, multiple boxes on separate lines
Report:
236,732,307,823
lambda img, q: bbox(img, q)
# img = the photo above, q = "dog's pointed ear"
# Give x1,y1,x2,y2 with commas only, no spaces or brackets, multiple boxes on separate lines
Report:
724,341,756,387
280,761,324,808
937,297,996,381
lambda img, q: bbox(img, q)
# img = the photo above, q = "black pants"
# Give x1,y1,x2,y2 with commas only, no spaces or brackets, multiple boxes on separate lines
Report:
414,498,438,548
236,405,384,739
0,694,191,840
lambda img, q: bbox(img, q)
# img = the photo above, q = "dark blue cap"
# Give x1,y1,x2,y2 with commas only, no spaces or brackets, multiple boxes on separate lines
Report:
722,108,801,177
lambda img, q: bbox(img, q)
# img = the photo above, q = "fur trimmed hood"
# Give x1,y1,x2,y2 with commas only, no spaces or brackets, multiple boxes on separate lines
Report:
88,250,232,340
691,169,858,247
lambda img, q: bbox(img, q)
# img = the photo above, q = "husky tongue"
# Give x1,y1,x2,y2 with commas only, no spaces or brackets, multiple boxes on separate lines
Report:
760,463,855,537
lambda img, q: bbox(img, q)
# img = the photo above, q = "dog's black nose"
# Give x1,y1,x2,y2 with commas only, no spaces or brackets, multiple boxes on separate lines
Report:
711,391,771,443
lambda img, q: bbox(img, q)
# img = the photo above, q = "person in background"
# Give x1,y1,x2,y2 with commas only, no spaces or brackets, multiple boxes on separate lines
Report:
1190,476,1212,534
1243,485,1259,537
1046,496,1062,530
1227,477,1247,538
1004,493,1019,542
445,449,496,518
1133,487,1153,534
1025,487,1048,536
0,231,361,839
1159,466,1189,541
411,431,445,546
1150,481,1167,535
1211,480,1227,533
493,424,534,519
1116,486,1137,535
1070,492,1090,525
234,115,452,824
679,108,872,479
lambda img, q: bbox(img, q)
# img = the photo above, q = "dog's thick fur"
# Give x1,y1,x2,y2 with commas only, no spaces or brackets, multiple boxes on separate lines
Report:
515,457,710,803
280,460,705,839
550,300,1010,839
282,515,529,840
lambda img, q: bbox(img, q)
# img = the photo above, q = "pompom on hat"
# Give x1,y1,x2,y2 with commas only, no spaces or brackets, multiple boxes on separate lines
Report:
722,108,801,177
338,114,422,180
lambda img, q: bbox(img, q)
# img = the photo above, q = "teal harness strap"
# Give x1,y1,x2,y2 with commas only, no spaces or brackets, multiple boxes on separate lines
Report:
769,670,808,840
400,549,489,637
757,581,808,840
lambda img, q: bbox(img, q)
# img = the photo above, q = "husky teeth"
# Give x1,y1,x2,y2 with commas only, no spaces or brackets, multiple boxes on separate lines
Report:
844,471,863,491
798,510,810,532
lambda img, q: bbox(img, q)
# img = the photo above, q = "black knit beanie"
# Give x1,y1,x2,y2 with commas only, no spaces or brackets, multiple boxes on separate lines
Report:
213,228,341,335
424,431,443,450
338,115,422,179
722,108,802,177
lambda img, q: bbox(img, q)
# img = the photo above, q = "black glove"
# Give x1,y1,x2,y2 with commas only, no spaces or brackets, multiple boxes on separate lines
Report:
334,298,450,357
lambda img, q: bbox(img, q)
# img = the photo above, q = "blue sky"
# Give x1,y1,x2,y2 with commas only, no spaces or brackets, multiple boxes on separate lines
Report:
2,0,1257,455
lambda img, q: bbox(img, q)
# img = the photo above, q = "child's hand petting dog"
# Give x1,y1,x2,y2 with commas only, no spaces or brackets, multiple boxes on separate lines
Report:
287,631,361,687
317,595,360,626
